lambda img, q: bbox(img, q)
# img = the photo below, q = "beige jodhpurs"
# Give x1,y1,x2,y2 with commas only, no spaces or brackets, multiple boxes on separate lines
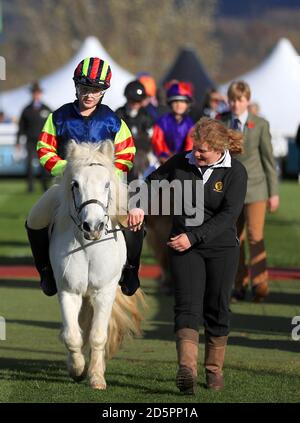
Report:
235,200,268,288
27,184,61,230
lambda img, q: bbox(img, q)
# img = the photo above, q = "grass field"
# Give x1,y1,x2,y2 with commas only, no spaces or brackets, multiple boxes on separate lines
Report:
0,178,300,403
0,278,300,403
0,179,299,266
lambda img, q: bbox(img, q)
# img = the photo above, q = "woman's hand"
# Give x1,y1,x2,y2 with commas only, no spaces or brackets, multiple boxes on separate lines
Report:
167,233,191,252
127,208,145,231
268,195,280,213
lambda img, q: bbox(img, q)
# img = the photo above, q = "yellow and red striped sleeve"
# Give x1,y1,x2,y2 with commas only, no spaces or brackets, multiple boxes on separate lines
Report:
36,113,67,177
114,119,136,177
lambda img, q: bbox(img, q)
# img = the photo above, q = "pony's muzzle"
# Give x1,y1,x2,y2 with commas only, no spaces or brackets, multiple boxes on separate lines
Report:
82,221,105,240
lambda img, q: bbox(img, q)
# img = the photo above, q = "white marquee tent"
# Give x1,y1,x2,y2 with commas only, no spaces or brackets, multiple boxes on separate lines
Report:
0,36,134,119
219,38,300,138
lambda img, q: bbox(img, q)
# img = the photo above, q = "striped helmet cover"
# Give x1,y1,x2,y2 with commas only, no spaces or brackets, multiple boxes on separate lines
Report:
73,57,112,89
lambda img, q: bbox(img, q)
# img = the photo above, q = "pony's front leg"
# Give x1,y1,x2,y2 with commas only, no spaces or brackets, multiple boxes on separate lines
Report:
59,291,86,382
88,286,116,390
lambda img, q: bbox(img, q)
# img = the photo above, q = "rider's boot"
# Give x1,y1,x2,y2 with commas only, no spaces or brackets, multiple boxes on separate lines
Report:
119,228,145,296
25,221,57,296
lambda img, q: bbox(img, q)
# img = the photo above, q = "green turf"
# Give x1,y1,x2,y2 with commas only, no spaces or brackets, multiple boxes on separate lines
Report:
265,181,300,267
0,179,43,263
0,179,299,267
0,278,300,403
0,178,299,402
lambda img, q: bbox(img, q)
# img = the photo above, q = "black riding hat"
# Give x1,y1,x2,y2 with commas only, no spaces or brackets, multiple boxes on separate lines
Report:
124,80,147,102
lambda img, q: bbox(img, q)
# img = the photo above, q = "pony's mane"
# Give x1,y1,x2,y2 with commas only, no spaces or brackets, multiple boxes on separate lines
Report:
67,142,114,171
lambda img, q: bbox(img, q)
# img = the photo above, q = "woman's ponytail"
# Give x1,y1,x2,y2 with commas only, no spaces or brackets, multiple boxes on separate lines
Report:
227,129,244,155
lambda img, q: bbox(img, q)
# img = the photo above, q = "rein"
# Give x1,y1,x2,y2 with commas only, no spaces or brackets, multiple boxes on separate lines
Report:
105,222,143,234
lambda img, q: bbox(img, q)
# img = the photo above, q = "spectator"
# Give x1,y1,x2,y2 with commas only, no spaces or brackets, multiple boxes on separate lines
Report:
248,102,288,179
201,89,229,119
295,123,300,183
0,111,12,123
16,82,52,192
116,80,154,180
151,81,194,165
219,81,279,302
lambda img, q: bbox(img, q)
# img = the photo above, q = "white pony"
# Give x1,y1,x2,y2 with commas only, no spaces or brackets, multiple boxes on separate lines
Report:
49,140,145,390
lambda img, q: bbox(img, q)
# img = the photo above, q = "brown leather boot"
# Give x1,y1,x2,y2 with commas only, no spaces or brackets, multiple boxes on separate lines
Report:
175,328,199,395
204,333,228,391
252,281,269,302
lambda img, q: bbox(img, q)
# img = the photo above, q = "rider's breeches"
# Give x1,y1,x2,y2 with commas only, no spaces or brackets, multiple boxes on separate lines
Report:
27,185,60,229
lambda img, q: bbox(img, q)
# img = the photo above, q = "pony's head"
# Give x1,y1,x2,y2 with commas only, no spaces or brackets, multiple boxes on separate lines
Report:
59,140,123,240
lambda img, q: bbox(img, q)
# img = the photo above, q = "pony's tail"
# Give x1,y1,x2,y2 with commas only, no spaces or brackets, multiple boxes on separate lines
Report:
106,287,147,359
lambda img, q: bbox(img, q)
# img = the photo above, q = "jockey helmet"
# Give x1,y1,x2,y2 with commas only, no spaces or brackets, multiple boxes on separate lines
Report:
124,80,147,103
137,73,157,97
73,57,112,90
166,81,193,104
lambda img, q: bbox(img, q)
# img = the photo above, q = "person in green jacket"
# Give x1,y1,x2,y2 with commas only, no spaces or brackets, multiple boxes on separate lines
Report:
218,80,279,302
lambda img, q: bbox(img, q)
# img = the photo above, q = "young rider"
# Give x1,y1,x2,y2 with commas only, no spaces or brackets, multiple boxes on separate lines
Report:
151,81,195,164
25,57,145,297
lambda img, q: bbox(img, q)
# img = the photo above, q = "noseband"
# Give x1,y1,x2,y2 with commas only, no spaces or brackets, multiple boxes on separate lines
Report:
70,163,111,233
70,162,143,235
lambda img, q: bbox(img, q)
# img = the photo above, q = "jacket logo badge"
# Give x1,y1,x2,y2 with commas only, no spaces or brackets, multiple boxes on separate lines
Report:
214,181,223,192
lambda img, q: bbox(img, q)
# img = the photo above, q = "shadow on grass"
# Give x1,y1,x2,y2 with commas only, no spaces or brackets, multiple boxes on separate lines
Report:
230,313,292,336
265,218,300,227
7,319,60,330
0,257,33,265
0,357,67,384
229,335,300,353
0,241,29,247
142,284,299,354
104,377,180,396
266,291,300,306
0,345,65,356
107,359,300,392
0,357,179,396
231,289,300,306
144,313,298,353
0,279,38,289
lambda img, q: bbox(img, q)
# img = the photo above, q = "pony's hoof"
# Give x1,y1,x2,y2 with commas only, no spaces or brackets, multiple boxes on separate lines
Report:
89,375,107,390
67,355,87,382
90,381,107,390
70,367,87,383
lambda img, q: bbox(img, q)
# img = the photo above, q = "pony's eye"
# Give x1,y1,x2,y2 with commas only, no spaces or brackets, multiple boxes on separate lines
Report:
105,182,110,189
72,180,79,189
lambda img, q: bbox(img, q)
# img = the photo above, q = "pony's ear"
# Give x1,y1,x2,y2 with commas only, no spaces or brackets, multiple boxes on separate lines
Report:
99,140,114,162
66,140,78,159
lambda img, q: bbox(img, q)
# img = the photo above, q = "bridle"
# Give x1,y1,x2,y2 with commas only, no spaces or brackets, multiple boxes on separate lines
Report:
70,163,111,234
70,163,142,235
